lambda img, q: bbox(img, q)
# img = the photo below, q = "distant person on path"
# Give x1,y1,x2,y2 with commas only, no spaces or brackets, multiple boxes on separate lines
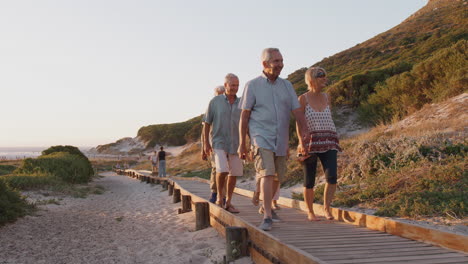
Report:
296,66,342,221
203,73,243,213
156,146,166,177
201,85,226,203
150,151,158,175
238,48,310,231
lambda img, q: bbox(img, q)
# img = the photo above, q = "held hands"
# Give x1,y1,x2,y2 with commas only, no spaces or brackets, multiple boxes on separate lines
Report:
302,133,311,148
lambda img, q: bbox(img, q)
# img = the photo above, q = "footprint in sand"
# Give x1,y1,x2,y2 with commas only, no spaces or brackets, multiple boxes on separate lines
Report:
191,242,210,250
189,254,209,264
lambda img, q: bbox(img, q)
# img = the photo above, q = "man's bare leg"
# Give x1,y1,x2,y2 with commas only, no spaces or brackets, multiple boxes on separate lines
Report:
216,172,228,205
261,176,274,219
252,178,261,206
324,183,336,220
225,176,238,212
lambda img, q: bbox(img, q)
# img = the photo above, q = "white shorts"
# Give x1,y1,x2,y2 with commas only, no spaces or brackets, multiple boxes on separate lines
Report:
213,149,243,176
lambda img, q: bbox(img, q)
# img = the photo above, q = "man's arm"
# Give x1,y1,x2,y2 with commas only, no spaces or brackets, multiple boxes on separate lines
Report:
238,109,251,159
203,122,212,157
200,124,207,160
292,107,310,151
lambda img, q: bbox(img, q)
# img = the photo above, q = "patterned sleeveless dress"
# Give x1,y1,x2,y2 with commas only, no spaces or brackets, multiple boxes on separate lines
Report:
304,94,342,154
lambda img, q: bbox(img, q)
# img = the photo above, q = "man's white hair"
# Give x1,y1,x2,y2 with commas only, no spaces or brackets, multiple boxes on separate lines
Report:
224,73,238,84
214,85,225,96
261,48,280,62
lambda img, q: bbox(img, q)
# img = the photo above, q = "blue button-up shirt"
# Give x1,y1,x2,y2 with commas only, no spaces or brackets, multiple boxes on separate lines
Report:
239,73,300,156
204,94,241,154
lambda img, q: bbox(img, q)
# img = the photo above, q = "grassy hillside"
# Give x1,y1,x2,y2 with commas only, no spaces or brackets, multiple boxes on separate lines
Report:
288,0,467,124
137,115,203,148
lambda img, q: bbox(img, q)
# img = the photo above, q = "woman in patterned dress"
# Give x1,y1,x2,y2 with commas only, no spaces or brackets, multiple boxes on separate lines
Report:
297,67,342,221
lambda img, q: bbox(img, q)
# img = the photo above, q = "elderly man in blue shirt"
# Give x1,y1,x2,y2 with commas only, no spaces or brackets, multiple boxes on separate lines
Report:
203,73,243,213
238,48,310,231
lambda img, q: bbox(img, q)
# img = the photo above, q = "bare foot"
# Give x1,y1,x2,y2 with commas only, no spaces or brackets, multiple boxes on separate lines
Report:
307,212,320,221
325,210,334,220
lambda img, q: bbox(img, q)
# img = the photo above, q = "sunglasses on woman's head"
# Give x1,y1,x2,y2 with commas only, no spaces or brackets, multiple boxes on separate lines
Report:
315,71,326,78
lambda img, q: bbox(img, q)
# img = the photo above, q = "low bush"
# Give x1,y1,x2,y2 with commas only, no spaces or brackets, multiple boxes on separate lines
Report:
2,173,61,190
0,178,34,226
16,152,94,183
0,165,16,176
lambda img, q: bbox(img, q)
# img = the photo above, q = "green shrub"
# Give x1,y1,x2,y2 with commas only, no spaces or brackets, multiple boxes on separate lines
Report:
2,173,62,190
42,145,88,160
16,152,94,183
0,178,34,226
361,39,468,124
0,165,16,176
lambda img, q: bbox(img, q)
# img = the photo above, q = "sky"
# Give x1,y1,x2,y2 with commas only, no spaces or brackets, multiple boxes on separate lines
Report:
0,0,427,148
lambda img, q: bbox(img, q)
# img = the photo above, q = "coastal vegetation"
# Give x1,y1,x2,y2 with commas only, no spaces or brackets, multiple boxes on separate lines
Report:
0,145,101,226
137,115,203,148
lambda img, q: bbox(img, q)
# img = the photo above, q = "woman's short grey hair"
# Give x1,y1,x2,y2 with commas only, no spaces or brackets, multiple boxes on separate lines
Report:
261,48,280,62
224,73,238,83
305,66,327,85
214,85,225,96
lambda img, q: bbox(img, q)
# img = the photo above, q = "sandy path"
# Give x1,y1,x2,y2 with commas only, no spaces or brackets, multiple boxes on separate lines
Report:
0,172,251,264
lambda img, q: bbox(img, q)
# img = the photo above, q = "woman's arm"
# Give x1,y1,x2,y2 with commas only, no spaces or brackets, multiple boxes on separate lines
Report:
295,94,307,154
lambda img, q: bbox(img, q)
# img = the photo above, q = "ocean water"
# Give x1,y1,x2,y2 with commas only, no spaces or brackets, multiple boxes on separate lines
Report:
0,147,45,160
0,147,93,160
0,147,125,160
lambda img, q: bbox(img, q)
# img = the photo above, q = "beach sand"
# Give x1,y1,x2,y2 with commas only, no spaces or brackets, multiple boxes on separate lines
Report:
0,172,252,264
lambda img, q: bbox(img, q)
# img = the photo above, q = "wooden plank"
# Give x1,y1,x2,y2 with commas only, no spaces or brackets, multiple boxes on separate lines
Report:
249,246,272,264
316,248,456,260
385,220,468,252
307,244,434,254
281,236,411,245
273,233,392,240
173,179,326,264
328,253,465,264
294,241,423,249
228,178,468,253
173,178,468,264
375,259,468,264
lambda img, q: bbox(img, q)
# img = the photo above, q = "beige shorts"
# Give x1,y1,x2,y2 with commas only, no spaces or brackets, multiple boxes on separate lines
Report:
213,149,243,176
252,146,286,182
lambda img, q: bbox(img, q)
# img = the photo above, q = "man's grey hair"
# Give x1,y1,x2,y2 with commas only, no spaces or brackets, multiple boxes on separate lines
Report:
261,48,280,62
224,73,238,83
213,85,225,96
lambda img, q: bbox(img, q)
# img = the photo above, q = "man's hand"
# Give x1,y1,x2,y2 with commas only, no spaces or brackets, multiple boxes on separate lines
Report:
201,151,207,161
238,144,247,160
204,143,212,158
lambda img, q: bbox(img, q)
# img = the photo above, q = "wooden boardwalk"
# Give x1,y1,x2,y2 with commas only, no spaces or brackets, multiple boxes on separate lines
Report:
120,170,468,264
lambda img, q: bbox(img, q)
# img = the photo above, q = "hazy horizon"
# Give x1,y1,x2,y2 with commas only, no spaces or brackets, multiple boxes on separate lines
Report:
1,0,428,147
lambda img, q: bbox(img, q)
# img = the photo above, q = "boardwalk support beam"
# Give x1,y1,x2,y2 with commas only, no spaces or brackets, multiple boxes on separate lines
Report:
173,189,181,203
162,181,168,190
181,195,192,213
168,183,174,196
195,202,210,230
226,227,248,262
